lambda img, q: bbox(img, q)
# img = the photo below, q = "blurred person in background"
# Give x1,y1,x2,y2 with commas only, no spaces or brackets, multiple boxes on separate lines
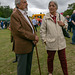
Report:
1,20,4,29
4,20,8,29
10,8,18,63
66,15,70,31
70,10,75,45
32,17,37,32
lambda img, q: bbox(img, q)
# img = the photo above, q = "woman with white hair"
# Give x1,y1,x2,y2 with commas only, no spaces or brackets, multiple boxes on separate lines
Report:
40,1,68,75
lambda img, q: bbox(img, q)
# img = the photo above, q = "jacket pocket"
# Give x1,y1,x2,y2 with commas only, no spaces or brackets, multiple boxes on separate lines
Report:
46,38,55,42
46,38,56,49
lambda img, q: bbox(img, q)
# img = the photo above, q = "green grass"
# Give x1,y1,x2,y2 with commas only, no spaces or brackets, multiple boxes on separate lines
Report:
0,28,75,75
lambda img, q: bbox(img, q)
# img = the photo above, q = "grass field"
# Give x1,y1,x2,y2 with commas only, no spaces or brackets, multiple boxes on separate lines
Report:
0,28,75,75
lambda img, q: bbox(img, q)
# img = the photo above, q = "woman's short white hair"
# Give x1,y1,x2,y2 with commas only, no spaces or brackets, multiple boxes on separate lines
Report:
48,0,58,9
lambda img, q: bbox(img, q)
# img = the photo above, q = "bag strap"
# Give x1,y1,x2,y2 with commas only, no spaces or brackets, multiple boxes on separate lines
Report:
59,14,61,21
59,14,64,30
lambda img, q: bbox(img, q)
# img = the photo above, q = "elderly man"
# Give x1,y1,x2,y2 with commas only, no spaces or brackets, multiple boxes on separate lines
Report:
10,0,39,75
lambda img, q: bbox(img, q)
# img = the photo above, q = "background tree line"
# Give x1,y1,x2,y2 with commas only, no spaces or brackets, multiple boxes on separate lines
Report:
63,3,75,16
0,6,13,18
0,3,75,18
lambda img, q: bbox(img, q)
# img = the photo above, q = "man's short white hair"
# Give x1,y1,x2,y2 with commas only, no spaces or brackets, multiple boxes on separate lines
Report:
48,0,58,9
15,0,21,5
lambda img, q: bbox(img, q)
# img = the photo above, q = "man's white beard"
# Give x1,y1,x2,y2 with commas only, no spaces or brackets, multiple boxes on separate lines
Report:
24,8,28,15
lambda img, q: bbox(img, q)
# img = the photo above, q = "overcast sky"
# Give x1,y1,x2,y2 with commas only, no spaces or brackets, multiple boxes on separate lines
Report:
0,0,75,16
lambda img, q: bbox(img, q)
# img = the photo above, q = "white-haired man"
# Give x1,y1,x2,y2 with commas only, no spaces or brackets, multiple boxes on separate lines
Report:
10,0,39,75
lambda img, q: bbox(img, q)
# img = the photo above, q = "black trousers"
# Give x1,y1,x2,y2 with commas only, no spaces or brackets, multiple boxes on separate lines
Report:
17,45,34,75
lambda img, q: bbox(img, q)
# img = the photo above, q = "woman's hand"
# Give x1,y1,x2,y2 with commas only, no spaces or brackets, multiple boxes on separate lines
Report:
58,21,65,26
44,42,46,45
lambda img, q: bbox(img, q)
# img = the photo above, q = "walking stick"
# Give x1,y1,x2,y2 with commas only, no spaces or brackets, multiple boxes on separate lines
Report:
35,45,41,75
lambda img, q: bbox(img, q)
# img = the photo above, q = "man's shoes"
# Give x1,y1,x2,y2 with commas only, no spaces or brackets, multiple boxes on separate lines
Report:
70,42,75,45
13,60,17,63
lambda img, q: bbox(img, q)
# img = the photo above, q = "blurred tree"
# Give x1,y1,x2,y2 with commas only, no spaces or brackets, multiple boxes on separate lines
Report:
0,6,13,18
63,3,75,17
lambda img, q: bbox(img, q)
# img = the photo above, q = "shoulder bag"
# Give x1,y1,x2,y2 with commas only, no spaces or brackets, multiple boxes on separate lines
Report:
59,14,70,38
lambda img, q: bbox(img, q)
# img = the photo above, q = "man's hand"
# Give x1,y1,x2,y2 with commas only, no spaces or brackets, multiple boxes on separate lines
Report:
33,35,39,45
33,41,38,45
35,35,39,42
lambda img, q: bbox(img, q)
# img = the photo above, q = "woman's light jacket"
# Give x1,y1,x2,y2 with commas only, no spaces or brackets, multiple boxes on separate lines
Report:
40,12,68,51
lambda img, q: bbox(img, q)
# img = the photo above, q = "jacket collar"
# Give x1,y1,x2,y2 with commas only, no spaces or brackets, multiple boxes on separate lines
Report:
50,13,56,18
45,12,59,22
16,9,33,28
